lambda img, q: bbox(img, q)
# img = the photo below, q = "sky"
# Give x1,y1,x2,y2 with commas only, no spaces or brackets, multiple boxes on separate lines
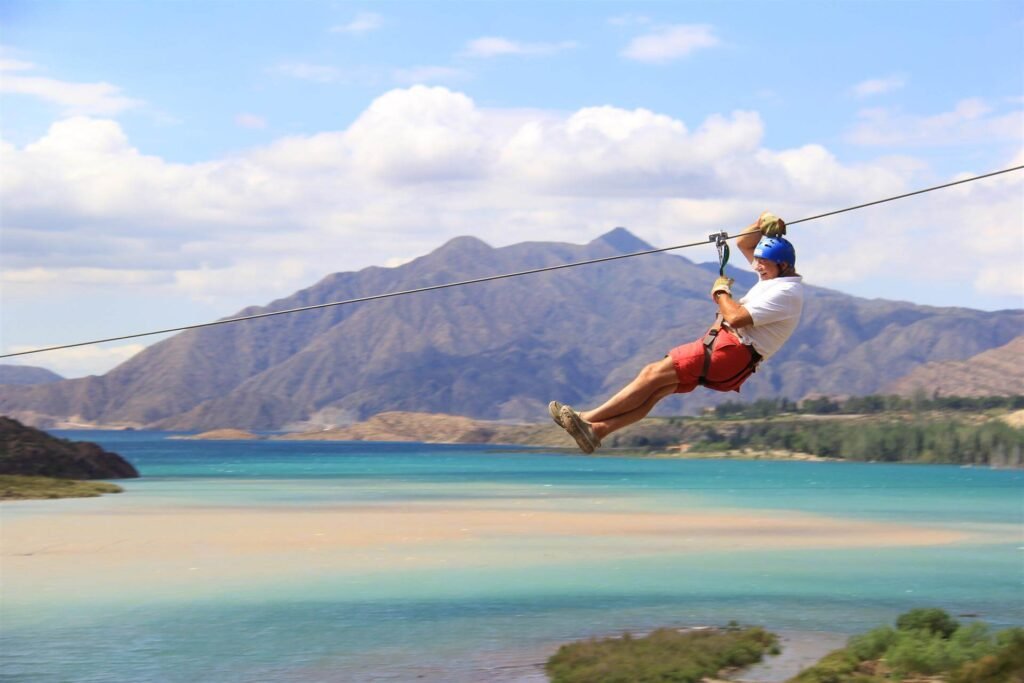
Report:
1,0,1022,378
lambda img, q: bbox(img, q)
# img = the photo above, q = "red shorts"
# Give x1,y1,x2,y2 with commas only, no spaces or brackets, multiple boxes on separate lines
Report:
669,328,757,394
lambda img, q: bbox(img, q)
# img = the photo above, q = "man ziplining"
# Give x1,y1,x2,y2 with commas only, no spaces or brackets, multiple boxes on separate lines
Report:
550,213,804,454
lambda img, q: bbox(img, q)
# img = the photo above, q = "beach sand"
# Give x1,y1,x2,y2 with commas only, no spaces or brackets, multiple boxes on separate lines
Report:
1,497,986,603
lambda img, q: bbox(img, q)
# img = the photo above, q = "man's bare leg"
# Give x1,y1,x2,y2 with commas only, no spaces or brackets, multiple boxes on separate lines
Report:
580,356,679,425
588,385,677,440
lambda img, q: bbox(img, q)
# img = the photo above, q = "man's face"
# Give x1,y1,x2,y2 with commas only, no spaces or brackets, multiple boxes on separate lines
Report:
754,258,782,280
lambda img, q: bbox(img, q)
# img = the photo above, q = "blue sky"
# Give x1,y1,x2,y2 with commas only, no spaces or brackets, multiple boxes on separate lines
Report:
2,0,1022,377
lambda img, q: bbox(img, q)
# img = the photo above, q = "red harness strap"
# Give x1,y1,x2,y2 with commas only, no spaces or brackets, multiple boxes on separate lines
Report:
697,325,763,391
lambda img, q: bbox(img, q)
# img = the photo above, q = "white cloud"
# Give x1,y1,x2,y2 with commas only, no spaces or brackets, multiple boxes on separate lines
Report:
797,155,1024,302
621,24,719,63
342,86,489,182
269,62,466,87
235,113,268,129
847,98,1023,146
330,12,382,34
4,343,146,378
2,87,1021,334
0,60,142,115
2,267,169,286
463,37,578,58
173,259,312,303
270,62,341,83
0,58,35,71
975,265,1024,299
384,256,415,268
851,74,906,98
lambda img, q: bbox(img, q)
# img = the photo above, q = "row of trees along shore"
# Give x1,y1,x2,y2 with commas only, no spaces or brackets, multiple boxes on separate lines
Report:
712,393,1024,418
604,394,1024,467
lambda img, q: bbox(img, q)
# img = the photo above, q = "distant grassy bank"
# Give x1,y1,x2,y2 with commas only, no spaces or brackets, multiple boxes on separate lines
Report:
0,474,123,501
605,394,1024,467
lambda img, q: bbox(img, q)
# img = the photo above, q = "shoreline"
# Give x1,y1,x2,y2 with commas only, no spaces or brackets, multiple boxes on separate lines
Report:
149,408,1023,468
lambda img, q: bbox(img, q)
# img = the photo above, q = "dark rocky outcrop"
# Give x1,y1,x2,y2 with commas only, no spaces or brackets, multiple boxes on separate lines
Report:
0,416,139,479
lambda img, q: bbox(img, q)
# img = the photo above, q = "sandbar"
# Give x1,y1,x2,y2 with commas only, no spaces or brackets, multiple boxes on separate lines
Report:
2,496,992,604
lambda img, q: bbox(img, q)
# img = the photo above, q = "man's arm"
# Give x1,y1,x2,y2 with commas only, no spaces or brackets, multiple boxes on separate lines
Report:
713,212,762,327
736,219,762,265
737,212,786,264
712,212,787,328
713,289,753,329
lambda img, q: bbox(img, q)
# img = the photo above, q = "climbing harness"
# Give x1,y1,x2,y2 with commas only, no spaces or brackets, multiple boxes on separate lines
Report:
695,231,760,390
2,164,1021,360
696,324,762,391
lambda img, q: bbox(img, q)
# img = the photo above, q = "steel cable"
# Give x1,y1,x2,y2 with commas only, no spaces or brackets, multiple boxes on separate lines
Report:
3,164,1021,359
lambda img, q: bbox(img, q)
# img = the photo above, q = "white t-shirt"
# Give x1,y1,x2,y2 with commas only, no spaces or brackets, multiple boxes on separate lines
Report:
732,276,804,359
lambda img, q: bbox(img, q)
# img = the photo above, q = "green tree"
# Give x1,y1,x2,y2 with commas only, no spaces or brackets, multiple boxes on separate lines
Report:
896,608,959,638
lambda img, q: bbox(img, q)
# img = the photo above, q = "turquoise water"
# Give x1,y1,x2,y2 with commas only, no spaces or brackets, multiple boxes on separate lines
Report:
2,432,1022,682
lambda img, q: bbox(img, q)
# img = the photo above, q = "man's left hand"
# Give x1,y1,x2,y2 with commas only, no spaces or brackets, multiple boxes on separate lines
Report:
758,212,787,237
711,276,734,300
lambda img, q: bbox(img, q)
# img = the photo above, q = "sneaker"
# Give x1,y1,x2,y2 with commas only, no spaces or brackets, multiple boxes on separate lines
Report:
559,405,601,454
548,400,565,427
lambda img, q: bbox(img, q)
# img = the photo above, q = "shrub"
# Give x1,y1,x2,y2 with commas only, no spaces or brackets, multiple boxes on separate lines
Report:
950,628,1024,683
788,610,1016,683
886,629,956,675
847,626,896,660
546,626,778,683
896,607,959,638
786,648,862,683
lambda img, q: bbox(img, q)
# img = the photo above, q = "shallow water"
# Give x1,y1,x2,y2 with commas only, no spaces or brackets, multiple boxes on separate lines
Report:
2,433,1021,682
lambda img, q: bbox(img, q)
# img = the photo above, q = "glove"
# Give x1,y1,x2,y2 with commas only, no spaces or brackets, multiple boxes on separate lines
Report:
710,276,734,300
758,212,787,237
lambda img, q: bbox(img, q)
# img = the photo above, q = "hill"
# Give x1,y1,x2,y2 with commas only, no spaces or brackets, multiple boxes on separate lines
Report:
884,335,1024,397
2,229,1021,430
0,416,139,479
274,411,568,448
0,364,64,386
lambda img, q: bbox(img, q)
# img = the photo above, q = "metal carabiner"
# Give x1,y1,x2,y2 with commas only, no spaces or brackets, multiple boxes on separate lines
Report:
708,231,730,276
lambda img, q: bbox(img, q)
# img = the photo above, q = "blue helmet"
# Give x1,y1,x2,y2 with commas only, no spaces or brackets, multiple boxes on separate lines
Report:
754,236,796,267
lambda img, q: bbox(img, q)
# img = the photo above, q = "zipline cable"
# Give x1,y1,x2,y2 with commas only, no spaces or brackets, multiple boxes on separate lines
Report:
3,164,1021,360
786,165,1021,225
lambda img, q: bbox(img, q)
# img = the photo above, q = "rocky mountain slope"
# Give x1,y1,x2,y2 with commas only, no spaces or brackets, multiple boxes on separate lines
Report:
2,228,1021,430
0,416,139,479
883,335,1024,397
0,365,64,386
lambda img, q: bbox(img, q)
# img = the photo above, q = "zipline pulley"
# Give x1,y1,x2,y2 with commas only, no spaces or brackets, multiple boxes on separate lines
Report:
709,231,730,276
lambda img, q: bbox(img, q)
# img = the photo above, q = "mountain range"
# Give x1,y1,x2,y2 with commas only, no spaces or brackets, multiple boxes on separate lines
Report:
883,335,1024,397
0,365,64,386
3,228,1022,430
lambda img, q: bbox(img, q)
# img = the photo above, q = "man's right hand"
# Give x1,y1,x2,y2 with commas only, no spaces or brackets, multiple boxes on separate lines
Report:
758,212,786,237
710,276,734,300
